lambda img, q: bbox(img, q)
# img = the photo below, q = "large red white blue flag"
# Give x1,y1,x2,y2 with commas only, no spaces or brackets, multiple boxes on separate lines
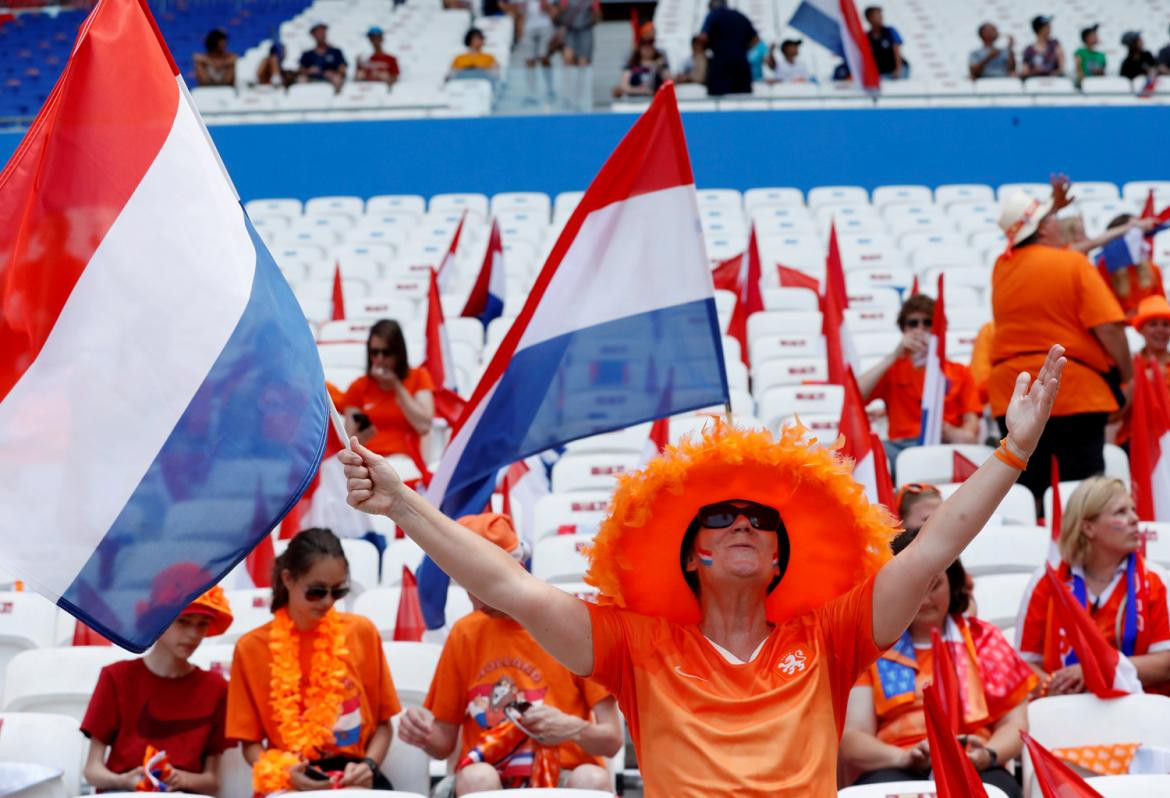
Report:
919,274,947,445
418,84,729,628
461,218,506,329
0,0,327,650
788,0,881,89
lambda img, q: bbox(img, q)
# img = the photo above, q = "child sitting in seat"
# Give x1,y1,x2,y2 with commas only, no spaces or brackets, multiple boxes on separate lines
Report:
81,587,234,793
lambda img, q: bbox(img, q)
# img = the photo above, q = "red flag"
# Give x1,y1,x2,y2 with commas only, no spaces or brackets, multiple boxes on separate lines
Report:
910,273,920,296
952,451,978,483
777,265,820,293
436,210,467,291
922,682,987,797
1022,731,1105,798
711,252,741,292
422,268,468,426
869,431,896,510
393,566,425,641
330,261,345,321
724,225,764,369
840,368,882,504
1131,356,1170,522
1043,567,1141,698
641,417,671,465
1047,456,1062,564
246,534,274,588
72,620,112,646
931,626,962,733
822,221,855,385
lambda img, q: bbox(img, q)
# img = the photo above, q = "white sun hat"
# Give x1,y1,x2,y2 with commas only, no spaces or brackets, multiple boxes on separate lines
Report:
997,191,1054,247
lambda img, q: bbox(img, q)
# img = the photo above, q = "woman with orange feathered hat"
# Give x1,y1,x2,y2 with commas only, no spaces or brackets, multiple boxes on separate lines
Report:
340,346,1066,797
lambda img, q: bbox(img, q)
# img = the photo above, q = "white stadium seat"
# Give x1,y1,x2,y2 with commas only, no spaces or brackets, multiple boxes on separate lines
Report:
895,444,995,486
532,492,611,541
841,782,1009,797
3,647,126,719
0,592,61,695
1088,775,1170,796
959,525,1049,576
550,453,639,493
0,712,85,798
971,572,1032,630
532,534,593,583
221,587,275,643
352,586,473,640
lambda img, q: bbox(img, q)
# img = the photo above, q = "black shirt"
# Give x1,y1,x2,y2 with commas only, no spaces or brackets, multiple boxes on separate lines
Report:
1120,50,1156,80
701,6,757,95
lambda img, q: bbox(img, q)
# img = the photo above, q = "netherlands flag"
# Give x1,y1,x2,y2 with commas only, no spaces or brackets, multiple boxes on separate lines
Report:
1132,356,1170,523
0,0,327,650
788,0,880,90
918,274,947,446
462,219,506,329
418,84,729,627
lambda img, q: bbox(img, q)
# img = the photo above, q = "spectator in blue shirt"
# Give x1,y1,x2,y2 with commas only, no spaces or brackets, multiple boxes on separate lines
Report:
299,22,347,90
864,6,907,79
698,0,757,96
969,22,1016,79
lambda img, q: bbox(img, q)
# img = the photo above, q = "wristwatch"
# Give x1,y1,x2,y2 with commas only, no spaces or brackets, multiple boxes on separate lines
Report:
363,757,380,777
985,746,998,768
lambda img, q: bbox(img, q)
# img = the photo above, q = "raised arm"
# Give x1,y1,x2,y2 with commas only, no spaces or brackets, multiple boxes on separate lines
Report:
871,346,1065,648
341,443,594,674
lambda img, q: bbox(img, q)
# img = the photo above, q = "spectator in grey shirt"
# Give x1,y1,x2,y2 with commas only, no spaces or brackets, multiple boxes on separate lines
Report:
969,22,1016,78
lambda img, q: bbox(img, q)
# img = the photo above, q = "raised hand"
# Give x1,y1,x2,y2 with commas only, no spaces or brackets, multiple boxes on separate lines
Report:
339,438,406,517
1049,173,1075,211
1004,345,1065,457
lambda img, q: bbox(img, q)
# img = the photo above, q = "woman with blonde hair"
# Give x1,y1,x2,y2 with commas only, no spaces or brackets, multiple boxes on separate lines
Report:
1016,476,1170,694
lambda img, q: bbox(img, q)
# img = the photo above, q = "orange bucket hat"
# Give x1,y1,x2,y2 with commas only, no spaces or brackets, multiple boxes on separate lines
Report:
457,512,528,561
1132,295,1170,331
584,422,898,626
182,586,233,636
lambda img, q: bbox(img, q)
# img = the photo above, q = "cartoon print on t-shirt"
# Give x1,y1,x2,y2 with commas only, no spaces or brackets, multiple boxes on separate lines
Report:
466,675,549,729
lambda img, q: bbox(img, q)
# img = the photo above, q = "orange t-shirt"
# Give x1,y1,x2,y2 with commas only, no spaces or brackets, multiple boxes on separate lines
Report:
586,576,879,798
343,369,434,457
990,244,1125,416
969,322,995,406
868,358,982,441
226,612,401,756
425,611,610,771
1018,562,1170,682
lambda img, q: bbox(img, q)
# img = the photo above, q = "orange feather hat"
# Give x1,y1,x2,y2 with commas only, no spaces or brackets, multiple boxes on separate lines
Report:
583,421,899,625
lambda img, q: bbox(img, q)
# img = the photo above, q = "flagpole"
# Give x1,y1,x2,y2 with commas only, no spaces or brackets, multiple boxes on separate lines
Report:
724,399,733,422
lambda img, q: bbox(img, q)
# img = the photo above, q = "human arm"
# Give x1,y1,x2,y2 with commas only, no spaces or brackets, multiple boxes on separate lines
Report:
1054,42,1066,75
341,441,594,675
521,695,623,757
1006,37,1016,75
840,687,927,773
194,53,211,86
871,346,1065,648
164,755,220,795
942,412,980,444
398,706,460,759
1070,216,1157,254
1092,322,1133,382
83,738,145,792
968,702,1027,769
1131,651,1170,687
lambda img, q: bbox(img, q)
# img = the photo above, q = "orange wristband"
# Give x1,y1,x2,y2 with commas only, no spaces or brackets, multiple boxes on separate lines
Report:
994,438,1028,470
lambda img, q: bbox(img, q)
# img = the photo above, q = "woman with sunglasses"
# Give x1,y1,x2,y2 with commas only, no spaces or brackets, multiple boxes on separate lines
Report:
341,319,434,458
226,528,401,794
341,347,1064,796
858,294,983,469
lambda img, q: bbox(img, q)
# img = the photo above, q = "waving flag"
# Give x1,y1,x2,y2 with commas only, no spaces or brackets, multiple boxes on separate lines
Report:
462,219,506,329
394,566,425,642
436,210,467,291
1044,567,1142,698
869,431,896,510
419,84,728,627
922,682,987,797
1048,456,1063,564
0,0,327,650
1098,227,1146,275
788,0,880,90
1022,732,1104,798
840,368,881,504
498,457,550,551
1132,356,1170,522
823,221,857,386
777,265,820,293
642,417,670,464
331,261,346,321
919,274,947,445
725,226,764,368
423,268,468,426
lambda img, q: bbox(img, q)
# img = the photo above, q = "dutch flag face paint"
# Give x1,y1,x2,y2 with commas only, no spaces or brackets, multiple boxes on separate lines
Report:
697,548,714,567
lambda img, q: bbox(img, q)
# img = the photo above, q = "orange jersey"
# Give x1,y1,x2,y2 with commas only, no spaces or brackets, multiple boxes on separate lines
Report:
1018,561,1170,684
868,357,982,441
226,612,401,756
425,611,610,771
586,576,879,797
969,321,995,406
990,244,1125,416
342,368,434,457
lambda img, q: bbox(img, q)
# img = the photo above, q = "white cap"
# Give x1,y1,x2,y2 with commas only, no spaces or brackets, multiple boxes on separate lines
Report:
997,192,1054,246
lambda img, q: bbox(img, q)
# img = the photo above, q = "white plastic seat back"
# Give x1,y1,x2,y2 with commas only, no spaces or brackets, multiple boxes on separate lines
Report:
971,572,1033,630
0,592,61,696
959,525,1049,576
841,782,1008,797
550,453,639,493
457,791,616,798
383,641,443,708
1088,775,1170,796
895,444,995,486
1026,694,1170,797
532,534,592,583
221,588,274,644
0,712,85,797
532,492,611,541
1142,522,1170,569
3,647,127,720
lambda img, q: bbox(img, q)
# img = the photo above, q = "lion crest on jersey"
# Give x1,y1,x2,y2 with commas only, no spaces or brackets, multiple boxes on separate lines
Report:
776,649,808,676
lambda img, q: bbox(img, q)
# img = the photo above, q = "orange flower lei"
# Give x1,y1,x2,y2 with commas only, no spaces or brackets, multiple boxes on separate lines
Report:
252,608,350,795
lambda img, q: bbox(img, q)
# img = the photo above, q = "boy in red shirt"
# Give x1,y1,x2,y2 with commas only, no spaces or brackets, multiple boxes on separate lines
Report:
81,588,233,793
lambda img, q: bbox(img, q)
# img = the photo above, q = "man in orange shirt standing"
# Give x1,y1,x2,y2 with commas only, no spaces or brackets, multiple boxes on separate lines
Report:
398,513,621,795
991,192,1132,501
859,294,983,466
340,346,1065,796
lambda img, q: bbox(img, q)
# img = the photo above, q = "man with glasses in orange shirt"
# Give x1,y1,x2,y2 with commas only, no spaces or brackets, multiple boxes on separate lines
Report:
340,347,1064,796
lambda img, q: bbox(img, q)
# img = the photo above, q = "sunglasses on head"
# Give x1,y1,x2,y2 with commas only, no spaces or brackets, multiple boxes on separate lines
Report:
304,585,350,602
368,347,392,358
904,318,933,330
695,500,782,531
